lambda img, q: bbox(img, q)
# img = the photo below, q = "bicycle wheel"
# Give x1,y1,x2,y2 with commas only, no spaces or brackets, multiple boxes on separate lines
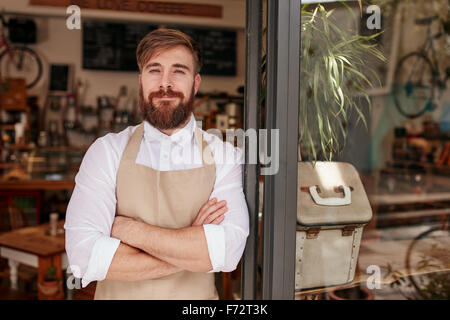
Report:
0,46,43,89
392,52,436,119
405,223,449,299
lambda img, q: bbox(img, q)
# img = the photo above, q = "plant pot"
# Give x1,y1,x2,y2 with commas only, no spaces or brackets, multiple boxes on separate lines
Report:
328,286,374,300
38,280,60,296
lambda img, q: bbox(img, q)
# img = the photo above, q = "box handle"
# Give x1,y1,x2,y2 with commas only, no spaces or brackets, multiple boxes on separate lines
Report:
309,185,351,206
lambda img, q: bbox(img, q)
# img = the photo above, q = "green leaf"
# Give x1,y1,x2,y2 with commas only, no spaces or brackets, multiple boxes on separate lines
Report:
296,2,384,162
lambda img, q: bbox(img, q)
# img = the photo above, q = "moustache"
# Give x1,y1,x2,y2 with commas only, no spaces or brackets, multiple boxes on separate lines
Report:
148,88,185,100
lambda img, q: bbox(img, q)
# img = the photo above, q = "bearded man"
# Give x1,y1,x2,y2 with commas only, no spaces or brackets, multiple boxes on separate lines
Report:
65,28,249,300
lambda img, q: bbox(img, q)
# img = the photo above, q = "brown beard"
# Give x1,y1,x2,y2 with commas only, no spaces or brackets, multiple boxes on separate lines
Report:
139,85,195,130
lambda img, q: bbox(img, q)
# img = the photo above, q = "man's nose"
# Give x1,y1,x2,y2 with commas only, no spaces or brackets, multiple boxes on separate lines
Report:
159,72,173,90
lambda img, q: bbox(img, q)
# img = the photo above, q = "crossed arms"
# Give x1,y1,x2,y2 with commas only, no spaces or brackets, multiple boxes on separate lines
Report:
64,136,249,287
105,198,228,281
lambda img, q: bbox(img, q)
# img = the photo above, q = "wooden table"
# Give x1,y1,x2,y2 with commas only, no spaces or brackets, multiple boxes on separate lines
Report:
0,179,75,191
0,220,69,299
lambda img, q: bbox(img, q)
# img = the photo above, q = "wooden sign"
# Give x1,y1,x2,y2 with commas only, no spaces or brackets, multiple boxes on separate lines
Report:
29,0,223,18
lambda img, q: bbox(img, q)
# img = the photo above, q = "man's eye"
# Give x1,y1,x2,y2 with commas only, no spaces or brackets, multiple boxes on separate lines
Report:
174,70,185,74
149,69,159,73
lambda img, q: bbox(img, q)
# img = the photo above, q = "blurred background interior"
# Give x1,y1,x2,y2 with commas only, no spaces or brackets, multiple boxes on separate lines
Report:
0,0,449,300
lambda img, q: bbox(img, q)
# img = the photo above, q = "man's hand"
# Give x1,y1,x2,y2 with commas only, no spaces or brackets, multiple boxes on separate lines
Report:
191,197,227,226
111,215,137,242
112,197,227,241
109,197,227,273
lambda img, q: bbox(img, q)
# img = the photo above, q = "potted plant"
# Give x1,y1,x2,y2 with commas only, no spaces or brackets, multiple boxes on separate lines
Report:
262,2,384,162
300,3,385,161
38,265,60,296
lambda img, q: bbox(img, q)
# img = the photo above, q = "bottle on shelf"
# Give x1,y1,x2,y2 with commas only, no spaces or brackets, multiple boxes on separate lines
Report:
64,93,77,130
48,121,61,147
38,131,48,147
114,86,130,132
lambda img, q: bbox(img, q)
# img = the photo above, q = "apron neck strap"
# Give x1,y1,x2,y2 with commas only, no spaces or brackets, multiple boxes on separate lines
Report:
122,122,145,162
123,122,215,166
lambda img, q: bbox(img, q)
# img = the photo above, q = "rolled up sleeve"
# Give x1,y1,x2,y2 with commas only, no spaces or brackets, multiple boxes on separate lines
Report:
204,142,250,273
64,136,121,287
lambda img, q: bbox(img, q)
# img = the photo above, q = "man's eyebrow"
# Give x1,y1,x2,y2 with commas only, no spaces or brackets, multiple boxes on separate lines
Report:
173,63,190,71
144,62,161,70
143,62,190,71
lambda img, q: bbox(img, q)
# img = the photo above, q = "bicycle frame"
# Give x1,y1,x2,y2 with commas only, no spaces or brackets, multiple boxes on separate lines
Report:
0,13,19,69
0,10,43,89
418,21,446,88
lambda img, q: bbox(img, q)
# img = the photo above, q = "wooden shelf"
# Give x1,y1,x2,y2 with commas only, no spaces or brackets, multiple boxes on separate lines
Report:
37,146,87,152
0,179,75,191
0,163,15,169
0,144,34,151
0,145,88,152
386,161,450,171
0,105,29,111
376,207,450,227
0,124,15,130
0,124,31,130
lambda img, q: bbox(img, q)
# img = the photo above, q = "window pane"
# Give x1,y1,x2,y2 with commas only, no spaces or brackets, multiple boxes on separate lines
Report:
296,1,450,300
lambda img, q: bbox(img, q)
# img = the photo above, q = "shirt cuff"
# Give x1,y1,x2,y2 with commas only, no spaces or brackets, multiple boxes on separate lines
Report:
81,235,121,288
203,224,226,273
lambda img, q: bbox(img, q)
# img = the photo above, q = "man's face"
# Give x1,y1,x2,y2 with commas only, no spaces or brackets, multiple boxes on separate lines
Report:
139,45,201,130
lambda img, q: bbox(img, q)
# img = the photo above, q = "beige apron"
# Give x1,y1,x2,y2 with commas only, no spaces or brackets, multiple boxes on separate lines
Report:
94,122,218,300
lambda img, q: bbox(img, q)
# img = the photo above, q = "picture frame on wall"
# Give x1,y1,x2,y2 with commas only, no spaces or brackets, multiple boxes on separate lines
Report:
49,64,74,94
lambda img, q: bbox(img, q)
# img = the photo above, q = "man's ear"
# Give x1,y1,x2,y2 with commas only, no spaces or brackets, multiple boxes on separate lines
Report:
194,73,201,95
139,73,142,87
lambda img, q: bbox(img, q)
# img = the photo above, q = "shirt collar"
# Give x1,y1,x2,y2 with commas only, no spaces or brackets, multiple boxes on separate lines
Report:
143,112,196,145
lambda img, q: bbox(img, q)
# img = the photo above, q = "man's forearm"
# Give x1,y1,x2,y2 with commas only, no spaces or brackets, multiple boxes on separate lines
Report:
105,242,182,281
122,223,212,273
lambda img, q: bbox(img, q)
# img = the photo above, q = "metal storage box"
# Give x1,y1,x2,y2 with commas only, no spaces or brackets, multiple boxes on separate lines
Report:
295,162,373,291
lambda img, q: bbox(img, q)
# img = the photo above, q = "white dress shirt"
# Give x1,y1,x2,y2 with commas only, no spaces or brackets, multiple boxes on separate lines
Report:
65,113,249,288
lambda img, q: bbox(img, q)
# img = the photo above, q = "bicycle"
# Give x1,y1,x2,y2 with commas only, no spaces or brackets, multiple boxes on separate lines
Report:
392,15,450,119
404,221,449,299
0,11,43,89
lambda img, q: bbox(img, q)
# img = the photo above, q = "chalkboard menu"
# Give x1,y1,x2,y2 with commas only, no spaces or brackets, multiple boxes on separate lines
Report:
179,27,236,76
83,21,156,71
82,21,236,76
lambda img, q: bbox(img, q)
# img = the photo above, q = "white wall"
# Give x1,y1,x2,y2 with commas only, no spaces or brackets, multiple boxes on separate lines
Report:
3,0,246,109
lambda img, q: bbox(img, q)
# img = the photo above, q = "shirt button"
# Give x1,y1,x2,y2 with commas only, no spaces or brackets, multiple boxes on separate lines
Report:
163,154,168,159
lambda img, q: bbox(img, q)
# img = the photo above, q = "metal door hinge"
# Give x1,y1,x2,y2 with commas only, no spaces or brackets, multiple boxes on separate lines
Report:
342,226,356,237
306,227,321,239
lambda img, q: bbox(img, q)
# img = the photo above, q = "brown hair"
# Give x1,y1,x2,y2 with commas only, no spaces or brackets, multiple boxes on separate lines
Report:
136,28,202,74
